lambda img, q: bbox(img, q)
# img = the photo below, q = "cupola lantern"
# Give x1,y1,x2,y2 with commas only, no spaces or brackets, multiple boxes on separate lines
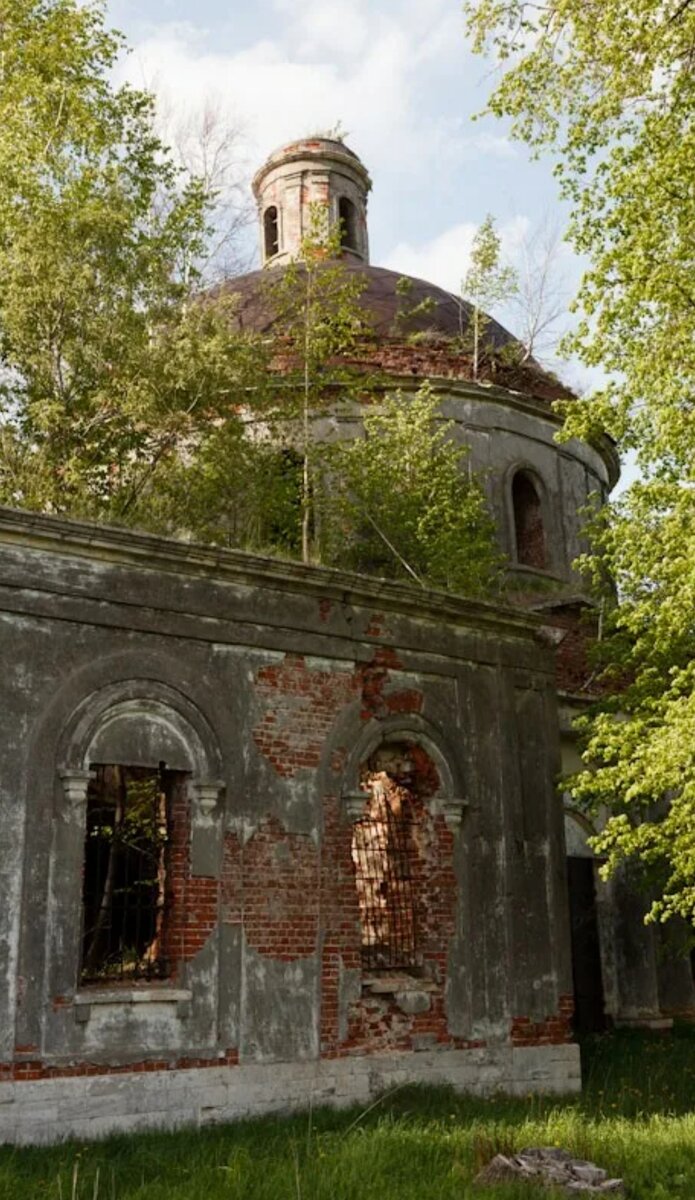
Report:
252,136,372,267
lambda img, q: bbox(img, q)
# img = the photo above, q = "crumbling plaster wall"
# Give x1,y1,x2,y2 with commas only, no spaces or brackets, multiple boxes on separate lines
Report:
0,508,578,1141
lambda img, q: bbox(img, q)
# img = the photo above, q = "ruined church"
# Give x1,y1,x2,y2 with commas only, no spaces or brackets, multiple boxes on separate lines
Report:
1,137,692,1145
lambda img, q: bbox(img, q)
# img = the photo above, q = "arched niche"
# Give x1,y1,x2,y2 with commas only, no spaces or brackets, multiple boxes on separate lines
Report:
509,466,549,570
57,679,224,825
59,679,221,781
341,714,467,832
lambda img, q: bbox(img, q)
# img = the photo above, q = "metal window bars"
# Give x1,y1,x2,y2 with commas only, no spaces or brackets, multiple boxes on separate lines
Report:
351,775,416,970
80,765,170,984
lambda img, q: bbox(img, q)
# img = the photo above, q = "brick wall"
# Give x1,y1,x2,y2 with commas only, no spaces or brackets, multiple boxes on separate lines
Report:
164,775,218,971
7,641,572,1093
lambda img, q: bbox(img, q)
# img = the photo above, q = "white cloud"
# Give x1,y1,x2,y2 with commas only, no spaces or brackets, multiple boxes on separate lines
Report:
273,0,371,60
383,215,530,296
118,0,484,192
123,23,411,175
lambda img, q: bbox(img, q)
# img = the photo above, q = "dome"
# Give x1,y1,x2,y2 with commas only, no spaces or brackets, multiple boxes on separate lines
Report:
221,261,518,345
214,261,571,405
224,134,571,401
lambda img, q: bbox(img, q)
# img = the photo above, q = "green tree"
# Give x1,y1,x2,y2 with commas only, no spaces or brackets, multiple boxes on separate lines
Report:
0,0,262,526
324,383,502,596
264,203,369,563
461,214,517,378
465,0,695,919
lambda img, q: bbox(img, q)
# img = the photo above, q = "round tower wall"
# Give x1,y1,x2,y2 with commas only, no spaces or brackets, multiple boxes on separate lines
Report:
308,379,612,591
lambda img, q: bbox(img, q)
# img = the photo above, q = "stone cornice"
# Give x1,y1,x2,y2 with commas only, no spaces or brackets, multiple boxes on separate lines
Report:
0,506,544,643
368,374,620,490
252,142,372,197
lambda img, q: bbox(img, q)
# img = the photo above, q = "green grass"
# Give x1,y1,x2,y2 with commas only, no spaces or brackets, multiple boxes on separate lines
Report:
2,1027,695,1200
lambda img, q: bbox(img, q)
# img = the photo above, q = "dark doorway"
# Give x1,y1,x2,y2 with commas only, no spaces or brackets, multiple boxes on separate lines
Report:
567,856,606,1033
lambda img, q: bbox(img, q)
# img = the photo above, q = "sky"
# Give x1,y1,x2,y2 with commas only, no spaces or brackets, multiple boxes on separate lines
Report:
105,0,630,480
107,1,572,282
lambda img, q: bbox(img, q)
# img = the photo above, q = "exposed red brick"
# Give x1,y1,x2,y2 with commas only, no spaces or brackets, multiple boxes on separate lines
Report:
340,340,572,407
0,1050,240,1083
356,647,406,721
253,654,360,778
510,995,574,1046
163,776,219,972
242,818,319,961
384,689,423,716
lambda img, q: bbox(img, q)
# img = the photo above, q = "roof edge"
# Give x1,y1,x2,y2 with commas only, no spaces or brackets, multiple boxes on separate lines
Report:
0,506,543,641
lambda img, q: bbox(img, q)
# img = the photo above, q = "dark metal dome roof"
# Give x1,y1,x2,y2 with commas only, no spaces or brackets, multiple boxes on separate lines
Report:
219,261,519,353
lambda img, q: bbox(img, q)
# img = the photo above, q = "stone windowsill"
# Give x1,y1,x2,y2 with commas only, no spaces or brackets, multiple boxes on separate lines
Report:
74,987,192,1007
361,974,437,995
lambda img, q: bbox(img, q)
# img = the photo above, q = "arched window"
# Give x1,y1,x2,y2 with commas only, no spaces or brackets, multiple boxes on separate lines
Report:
81,763,177,983
512,470,547,569
264,206,279,259
338,196,357,251
351,741,439,970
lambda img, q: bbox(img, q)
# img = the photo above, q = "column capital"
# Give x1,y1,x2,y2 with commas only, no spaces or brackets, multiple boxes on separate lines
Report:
189,778,225,817
342,791,369,823
58,769,93,807
429,796,469,832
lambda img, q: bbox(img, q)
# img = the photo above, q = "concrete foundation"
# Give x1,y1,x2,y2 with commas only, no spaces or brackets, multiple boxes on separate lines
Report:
0,1044,581,1145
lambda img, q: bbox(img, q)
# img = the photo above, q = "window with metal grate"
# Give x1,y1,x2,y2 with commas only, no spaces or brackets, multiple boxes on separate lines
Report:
351,771,416,971
80,764,174,985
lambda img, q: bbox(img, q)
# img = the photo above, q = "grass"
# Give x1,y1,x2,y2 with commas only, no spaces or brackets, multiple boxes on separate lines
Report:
1,1027,695,1200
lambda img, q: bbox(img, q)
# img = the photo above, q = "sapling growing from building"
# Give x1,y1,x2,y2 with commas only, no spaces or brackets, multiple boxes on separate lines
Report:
461,215,517,379
263,203,369,563
324,383,502,597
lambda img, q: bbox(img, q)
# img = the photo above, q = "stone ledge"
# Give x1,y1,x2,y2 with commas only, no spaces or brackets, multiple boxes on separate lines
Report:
74,989,192,1006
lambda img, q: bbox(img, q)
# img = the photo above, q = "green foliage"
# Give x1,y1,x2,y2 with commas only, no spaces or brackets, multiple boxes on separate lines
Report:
263,203,369,562
464,0,695,918
323,384,502,596
461,215,517,377
568,482,695,922
0,0,265,524
390,276,436,339
3,1031,695,1200
146,428,304,555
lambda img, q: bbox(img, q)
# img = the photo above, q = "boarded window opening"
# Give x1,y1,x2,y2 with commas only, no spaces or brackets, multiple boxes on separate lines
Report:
512,470,547,569
80,764,176,984
264,206,279,258
338,196,357,251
